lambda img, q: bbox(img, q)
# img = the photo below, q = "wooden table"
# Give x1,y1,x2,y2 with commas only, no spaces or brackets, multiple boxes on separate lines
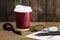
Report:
0,22,60,40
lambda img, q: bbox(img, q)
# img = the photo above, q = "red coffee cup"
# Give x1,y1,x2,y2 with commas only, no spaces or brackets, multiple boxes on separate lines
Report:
14,5,32,31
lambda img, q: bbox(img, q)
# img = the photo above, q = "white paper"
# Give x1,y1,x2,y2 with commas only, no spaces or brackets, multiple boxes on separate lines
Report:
26,28,60,40
48,36,60,40
26,30,52,40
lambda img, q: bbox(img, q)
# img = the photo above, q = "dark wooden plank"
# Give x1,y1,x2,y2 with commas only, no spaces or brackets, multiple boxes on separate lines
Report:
55,0,60,21
6,0,15,21
14,0,22,5
0,0,7,21
46,0,54,22
29,0,38,21
22,0,29,6
37,0,46,22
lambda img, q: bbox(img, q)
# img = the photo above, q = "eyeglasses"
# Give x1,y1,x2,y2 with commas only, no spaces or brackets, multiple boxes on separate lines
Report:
31,24,60,32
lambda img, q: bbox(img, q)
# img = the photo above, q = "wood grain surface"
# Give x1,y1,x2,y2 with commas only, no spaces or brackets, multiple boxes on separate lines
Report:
0,22,60,40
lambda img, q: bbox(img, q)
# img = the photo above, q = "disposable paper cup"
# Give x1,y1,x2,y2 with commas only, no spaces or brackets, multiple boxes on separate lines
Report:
14,5,32,31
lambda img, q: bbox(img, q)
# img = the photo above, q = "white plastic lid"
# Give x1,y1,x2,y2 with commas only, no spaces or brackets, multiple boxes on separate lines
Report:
14,5,32,12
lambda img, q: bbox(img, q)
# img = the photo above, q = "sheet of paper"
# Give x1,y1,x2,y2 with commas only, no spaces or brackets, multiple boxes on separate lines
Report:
48,36,60,40
26,28,60,40
26,30,52,40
